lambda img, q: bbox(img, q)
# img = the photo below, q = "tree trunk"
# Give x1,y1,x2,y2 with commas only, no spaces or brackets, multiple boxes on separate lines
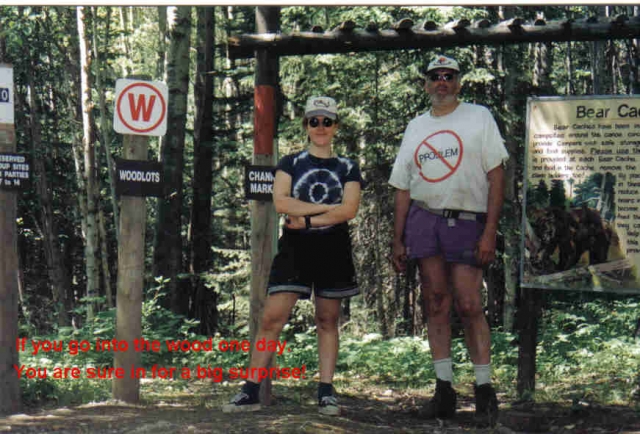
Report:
590,6,608,94
485,235,505,327
54,7,88,328
26,73,71,326
566,41,574,95
98,209,114,308
92,6,120,244
189,6,217,335
494,5,539,399
483,17,506,329
629,6,640,94
497,6,520,333
157,7,167,79
376,279,389,338
118,7,132,77
402,260,419,335
153,6,192,316
91,7,116,308
533,40,553,94
516,288,543,398
77,6,100,320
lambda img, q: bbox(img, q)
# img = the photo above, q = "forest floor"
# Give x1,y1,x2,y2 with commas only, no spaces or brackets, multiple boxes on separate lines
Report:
1,379,639,434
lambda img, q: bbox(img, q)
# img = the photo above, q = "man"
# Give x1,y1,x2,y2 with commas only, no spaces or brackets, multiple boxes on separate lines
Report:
389,54,508,427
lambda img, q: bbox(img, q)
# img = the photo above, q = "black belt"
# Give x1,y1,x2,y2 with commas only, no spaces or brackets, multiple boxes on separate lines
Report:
414,201,487,223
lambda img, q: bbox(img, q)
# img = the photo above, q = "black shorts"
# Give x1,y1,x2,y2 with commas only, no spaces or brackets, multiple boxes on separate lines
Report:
267,224,359,299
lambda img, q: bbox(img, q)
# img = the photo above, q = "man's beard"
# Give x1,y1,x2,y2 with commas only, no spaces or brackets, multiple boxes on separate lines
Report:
431,93,457,107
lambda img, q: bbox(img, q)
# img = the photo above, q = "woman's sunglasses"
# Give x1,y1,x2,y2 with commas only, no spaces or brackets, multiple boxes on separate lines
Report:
428,73,456,82
308,117,335,128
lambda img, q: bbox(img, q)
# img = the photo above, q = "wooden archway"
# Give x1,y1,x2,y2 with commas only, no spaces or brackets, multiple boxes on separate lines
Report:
232,13,640,59
244,6,640,402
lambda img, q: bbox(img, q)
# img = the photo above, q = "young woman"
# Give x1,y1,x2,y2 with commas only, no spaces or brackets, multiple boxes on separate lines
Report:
223,96,362,416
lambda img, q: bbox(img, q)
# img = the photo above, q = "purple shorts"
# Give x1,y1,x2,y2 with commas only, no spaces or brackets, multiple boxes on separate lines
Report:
404,204,485,266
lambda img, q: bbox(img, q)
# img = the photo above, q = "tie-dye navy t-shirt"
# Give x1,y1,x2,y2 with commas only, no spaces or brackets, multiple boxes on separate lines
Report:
276,150,363,231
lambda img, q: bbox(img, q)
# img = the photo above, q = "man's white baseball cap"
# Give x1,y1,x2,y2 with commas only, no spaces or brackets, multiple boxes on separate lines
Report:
426,55,460,73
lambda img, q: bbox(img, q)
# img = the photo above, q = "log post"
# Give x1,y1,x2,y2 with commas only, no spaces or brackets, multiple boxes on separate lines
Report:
0,63,22,415
112,132,148,403
250,6,280,406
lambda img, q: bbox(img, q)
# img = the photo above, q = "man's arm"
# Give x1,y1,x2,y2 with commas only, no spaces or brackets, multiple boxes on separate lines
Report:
476,164,505,265
392,188,412,272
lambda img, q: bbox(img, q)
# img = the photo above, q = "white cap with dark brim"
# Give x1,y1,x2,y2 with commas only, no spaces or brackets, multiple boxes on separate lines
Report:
305,96,338,119
426,55,460,73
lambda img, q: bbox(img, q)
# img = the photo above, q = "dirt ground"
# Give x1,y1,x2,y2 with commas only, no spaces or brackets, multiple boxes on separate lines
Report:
1,380,639,434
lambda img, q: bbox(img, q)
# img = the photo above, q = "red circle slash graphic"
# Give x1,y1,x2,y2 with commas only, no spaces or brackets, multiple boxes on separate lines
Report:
413,130,463,183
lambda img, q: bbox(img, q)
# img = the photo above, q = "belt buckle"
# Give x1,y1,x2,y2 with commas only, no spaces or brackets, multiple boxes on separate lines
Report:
443,209,461,219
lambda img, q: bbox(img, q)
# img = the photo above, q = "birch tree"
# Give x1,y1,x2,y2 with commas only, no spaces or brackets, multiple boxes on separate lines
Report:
77,6,100,320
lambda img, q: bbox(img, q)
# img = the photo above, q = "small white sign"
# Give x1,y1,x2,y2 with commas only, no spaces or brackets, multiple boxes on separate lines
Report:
113,79,168,136
0,65,14,124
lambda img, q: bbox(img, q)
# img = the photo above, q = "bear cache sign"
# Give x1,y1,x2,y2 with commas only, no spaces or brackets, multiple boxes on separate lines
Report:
523,95,640,294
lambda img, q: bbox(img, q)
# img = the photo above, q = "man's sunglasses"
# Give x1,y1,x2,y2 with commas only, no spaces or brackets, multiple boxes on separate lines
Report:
308,117,335,128
428,73,456,82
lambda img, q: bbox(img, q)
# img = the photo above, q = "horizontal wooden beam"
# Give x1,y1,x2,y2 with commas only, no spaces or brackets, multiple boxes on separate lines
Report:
228,15,640,59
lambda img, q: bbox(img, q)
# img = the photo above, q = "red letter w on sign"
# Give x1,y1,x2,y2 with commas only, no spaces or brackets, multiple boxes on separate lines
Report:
128,93,156,122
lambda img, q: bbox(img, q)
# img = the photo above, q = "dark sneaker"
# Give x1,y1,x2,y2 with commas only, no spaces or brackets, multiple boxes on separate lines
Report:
222,391,261,413
318,394,340,416
474,383,499,427
423,379,457,419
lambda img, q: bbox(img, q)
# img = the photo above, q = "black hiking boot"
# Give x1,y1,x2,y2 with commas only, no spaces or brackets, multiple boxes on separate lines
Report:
318,383,340,416
319,394,340,416
221,391,261,413
222,382,261,413
474,383,499,427
423,379,457,420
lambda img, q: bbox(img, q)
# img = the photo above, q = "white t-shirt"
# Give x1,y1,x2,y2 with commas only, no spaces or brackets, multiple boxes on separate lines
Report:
389,102,509,213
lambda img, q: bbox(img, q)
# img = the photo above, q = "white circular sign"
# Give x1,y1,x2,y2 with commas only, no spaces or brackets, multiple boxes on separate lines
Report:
114,79,168,136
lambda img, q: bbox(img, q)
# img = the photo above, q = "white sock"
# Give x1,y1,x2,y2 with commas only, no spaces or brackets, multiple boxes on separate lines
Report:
474,363,492,386
433,358,453,383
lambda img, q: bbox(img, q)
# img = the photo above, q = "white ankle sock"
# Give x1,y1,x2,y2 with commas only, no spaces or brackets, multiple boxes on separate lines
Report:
433,358,453,383
474,363,491,386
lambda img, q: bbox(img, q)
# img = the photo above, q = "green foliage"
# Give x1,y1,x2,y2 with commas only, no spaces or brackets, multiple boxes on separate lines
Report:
340,334,435,384
17,284,199,406
19,375,111,409
276,327,521,388
536,295,640,402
